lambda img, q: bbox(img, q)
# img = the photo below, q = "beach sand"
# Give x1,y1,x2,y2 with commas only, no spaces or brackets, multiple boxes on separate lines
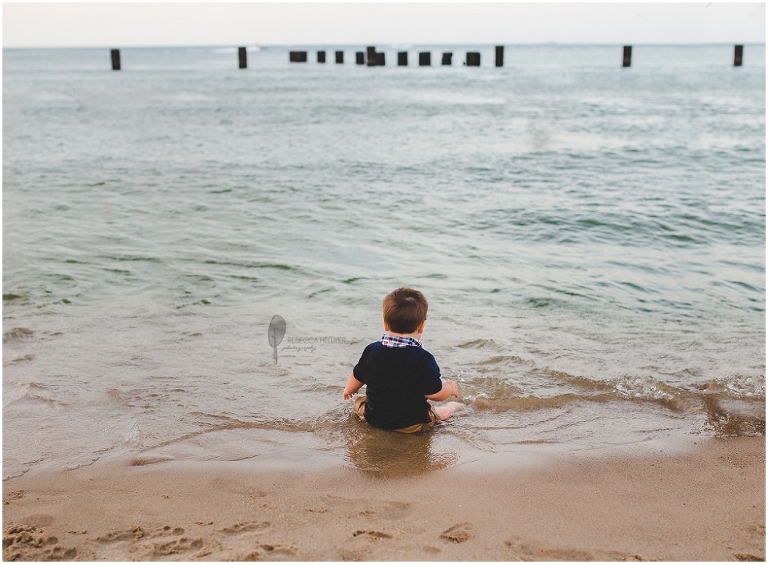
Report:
3,436,764,561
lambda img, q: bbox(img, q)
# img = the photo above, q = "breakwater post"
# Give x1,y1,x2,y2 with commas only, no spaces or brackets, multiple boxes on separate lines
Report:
238,47,247,69
734,45,743,66
356,52,365,65
466,52,480,66
376,52,385,66
336,51,344,64
290,51,308,63
495,46,504,67
398,52,408,66
111,49,121,70
317,51,326,63
367,46,377,66
623,46,632,67
419,52,431,66
442,52,452,65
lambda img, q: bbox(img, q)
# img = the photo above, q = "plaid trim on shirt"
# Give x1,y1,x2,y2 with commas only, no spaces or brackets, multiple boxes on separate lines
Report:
381,334,423,348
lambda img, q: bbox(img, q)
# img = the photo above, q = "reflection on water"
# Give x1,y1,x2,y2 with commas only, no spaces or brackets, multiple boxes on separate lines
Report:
343,417,457,477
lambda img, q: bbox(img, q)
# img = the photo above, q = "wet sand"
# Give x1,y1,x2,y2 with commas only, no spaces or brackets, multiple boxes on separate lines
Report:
3,436,764,561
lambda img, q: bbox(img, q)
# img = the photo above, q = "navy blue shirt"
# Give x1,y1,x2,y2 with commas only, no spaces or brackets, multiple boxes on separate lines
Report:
353,342,443,429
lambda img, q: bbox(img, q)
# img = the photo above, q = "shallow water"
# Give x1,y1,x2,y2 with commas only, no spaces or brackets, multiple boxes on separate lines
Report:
3,44,765,479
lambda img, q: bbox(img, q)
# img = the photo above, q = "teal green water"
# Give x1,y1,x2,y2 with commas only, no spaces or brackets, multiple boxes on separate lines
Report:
3,45,765,478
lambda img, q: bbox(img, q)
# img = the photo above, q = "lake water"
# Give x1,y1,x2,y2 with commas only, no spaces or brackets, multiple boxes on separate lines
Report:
3,44,765,479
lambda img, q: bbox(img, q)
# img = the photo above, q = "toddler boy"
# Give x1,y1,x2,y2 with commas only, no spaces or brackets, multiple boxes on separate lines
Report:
342,287,464,433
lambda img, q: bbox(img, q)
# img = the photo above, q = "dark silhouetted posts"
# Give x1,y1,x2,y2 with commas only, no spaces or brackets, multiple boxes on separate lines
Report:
238,47,247,69
495,45,504,67
622,46,632,67
442,52,452,65
734,45,743,66
336,50,344,64
466,52,480,66
398,52,408,66
419,52,431,66
290,51,308,62
376,52,385,66
111,49,121,70
356,52,365,65
367,46,377,66
317,51,326,63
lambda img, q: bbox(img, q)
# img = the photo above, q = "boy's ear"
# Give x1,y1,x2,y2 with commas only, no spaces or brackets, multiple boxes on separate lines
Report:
418,320,426,333
382,317,389,332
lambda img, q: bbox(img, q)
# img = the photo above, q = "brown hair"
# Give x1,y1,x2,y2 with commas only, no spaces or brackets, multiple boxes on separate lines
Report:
382,287,428,334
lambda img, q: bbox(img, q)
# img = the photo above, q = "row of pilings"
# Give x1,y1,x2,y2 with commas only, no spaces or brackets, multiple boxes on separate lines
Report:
110,45,748,70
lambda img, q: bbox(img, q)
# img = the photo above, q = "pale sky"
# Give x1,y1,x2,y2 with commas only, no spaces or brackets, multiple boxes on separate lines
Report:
2,2,765,48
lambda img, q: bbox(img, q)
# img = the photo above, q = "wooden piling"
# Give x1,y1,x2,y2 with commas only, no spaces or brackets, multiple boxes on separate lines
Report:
495,45,504,67
336,50,344,64
376,52,385,66
419,52,431,66
398,52,408,66
111,49,121,71
442,52,452,65
317,51,326,63
289,51,308,63
466,52,480,66
356,52,365,65
367,46,377,66
622,46,632,67
734,45,743,66
238,47,247,69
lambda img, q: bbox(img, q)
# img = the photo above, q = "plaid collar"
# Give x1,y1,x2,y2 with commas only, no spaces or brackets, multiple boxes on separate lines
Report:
381,334,423,348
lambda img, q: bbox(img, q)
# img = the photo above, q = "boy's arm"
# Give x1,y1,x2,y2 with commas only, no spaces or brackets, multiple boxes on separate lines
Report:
343,371,364,400
425,379,459,402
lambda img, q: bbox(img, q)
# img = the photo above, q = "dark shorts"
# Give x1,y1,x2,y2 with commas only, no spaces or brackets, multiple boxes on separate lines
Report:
353,396,439,433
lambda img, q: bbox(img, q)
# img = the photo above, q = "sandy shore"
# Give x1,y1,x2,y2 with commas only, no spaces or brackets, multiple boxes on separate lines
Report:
3,436,764,561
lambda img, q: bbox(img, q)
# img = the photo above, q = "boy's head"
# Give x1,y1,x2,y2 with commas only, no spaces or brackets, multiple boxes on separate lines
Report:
382,287,428,334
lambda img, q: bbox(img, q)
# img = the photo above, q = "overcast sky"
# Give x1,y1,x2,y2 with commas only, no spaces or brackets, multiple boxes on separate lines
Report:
3,2,765,48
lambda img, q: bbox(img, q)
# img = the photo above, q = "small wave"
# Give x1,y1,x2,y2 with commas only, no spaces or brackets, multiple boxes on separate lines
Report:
3,327,34,342
700,374,765,399
612,375,680,402
476,355,530,366
469,393,614,412
7,382,69,408
99,255,163,263
203,259,301,272
456,338,500,349
702,395,765,437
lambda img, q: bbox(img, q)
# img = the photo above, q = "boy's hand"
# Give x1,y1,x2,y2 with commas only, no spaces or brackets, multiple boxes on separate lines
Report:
343,371,364,400
445,379,459,398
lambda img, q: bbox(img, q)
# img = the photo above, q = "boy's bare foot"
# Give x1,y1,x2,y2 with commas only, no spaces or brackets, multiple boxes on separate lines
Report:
434,401,465,421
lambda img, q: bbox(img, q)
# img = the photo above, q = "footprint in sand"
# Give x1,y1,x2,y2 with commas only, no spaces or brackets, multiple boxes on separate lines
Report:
735,554,764,562
95,524,184,543
504,536,644,561
353,530,394,539
320,493,353,506
324,495,412,520
362,500,411,520
242,542,297,561
340,528,397,561
151,536,204,557
3,525,77,561
439,522,473,544
220,521,271,535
